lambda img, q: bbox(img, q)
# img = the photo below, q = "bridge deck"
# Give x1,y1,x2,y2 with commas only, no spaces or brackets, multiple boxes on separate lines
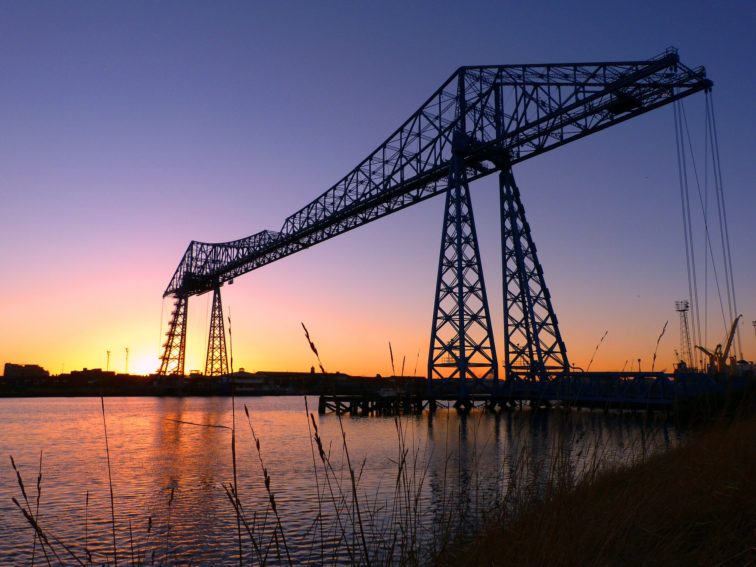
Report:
317,372,745,415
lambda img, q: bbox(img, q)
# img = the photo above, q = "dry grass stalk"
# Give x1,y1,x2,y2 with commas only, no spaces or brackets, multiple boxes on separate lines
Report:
243,403,293,565
441,411,756,567
336,412,371,565
31,449,43,565
302,322,327,374
10,456,86,567
231,379,243,567
308,411,357,564
100,396,118,565
84,490,91,565
12,392,743,566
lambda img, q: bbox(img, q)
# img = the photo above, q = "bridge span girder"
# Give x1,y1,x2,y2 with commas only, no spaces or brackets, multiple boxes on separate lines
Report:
163,49,710,299
157,50,711,380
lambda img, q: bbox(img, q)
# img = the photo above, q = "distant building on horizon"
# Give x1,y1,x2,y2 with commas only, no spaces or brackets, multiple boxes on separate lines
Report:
3,363,50,380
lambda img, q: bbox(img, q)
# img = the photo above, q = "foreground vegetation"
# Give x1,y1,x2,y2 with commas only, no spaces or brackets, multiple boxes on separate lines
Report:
9,391,755,565
442,410,756,567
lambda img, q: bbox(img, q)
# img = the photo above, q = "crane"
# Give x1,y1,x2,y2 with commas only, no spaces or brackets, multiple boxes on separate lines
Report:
695,315,742,374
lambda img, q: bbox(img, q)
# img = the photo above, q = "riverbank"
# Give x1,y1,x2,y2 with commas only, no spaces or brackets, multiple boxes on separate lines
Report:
0,369,424,397
442,408,756,566
5,393,753,564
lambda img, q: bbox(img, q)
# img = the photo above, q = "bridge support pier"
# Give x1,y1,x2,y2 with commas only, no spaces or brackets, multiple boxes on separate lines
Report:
204,286,230,376
428,151,498,395
499,168,570,382
158,294,189,376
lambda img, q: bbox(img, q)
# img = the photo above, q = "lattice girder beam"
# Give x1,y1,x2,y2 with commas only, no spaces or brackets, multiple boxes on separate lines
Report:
158,295,188,376
164,50,711,297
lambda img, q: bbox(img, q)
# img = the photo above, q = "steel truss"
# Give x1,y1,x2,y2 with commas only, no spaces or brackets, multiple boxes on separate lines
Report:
428,153,498,391
158,295,188,376
500,168,569,380
675,300,694,369
157,49,711,377
204,286,229,376
162,50,710,299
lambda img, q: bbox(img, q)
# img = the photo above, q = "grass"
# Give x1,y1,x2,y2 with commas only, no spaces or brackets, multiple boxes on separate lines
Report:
8,398,754,565
439,411,756,567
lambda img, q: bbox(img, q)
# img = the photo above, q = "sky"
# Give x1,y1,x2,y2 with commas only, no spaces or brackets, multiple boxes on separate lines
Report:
0,1,754,377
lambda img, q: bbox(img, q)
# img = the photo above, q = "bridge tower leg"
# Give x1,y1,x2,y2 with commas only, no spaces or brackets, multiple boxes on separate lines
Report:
158,294,188,376
204,286,229,376
499,168,569,381
428,156,498,395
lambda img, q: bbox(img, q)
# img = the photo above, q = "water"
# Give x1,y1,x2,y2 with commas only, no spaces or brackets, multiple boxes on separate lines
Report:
0,397,682,564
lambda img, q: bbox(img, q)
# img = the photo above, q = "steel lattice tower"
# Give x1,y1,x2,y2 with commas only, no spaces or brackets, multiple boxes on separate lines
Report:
158,295,188,376
428,153,498,391
155,52,711,380
500,168,569,380
205,287,229,376
675,300,694,369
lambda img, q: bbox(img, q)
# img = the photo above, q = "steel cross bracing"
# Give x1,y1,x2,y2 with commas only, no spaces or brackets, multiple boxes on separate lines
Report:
204,287,229,377
158,295,188,376
163,49,710,299
499,168,569,380
428,151,498,390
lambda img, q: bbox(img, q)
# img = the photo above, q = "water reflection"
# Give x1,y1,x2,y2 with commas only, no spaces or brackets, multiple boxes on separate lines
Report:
0,398,683,564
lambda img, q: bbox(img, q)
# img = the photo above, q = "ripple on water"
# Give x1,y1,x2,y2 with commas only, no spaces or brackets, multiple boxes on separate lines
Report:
0,396,683,564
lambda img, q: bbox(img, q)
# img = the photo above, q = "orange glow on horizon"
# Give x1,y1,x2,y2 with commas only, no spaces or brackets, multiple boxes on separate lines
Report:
1,247,746,378
1,302,694,379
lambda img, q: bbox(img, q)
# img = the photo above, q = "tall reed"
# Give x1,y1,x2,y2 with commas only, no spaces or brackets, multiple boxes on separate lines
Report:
9,396,718,565
100,396,117,565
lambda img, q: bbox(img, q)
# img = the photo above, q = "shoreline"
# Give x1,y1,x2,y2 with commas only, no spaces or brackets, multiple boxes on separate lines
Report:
440,403,756,566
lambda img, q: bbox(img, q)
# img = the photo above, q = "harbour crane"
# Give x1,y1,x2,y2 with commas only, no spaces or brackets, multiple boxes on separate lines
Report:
695,315,742,374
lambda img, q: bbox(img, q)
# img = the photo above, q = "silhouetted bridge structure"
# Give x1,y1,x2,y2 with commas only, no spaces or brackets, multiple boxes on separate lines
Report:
312,371,734,415
158,48,725,410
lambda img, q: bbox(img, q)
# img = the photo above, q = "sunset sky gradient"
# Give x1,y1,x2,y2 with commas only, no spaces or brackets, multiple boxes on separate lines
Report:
1,1,754,376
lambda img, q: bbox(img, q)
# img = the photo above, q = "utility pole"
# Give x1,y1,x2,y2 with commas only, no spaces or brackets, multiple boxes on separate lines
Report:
106,350,111,372
125,347,129,374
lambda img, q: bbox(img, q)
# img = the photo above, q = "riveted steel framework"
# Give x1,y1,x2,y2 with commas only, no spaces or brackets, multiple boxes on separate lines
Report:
158,295,188,376
675,300,694,369
500,169,569,380
157,50,711,378
428,154,498,390
204,286,229,376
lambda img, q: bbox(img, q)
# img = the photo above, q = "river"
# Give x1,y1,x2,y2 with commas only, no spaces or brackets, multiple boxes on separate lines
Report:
0,397,683,565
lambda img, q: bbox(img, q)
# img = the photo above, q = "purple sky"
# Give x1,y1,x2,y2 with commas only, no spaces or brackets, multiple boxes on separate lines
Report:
1,1,754,375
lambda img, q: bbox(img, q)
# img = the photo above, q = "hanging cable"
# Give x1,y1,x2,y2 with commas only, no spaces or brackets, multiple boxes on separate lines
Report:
674,93,741,366
703,98,710,350
203,292,211,368
680,102,728,338
706,91,741,359
158,297,166,357
673,100,702,367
